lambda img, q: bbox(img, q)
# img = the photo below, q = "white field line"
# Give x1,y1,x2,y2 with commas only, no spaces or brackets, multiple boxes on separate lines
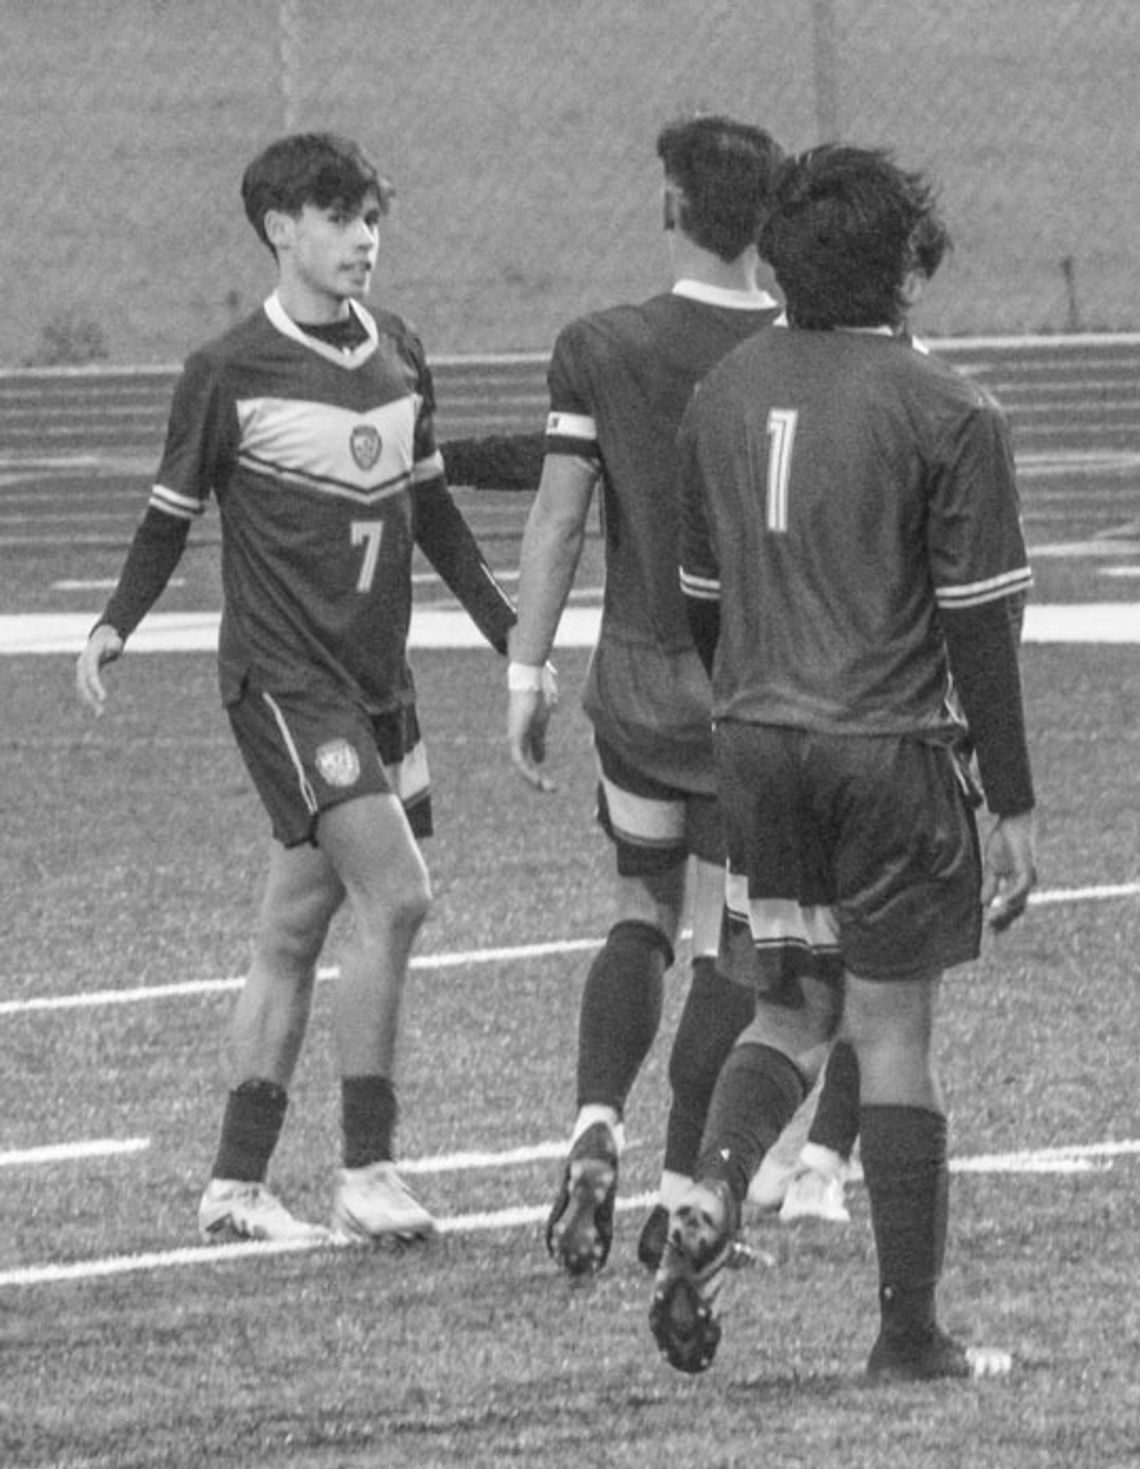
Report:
9,599,1140,653
1,1140,1136,1290
0,1138,150,1167
2,881,1138,1020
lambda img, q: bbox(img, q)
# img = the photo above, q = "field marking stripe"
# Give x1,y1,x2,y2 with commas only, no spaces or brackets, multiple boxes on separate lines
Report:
1,1141,1135,1289
0,1138,149,1167
2,883,1137,1019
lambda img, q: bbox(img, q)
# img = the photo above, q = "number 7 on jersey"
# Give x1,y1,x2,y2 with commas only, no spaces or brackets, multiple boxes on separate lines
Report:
766,408,798,533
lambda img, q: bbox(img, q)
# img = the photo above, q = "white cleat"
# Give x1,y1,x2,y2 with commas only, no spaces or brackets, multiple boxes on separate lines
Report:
198,1179,332,1244
332,1161,437,1246
779,1164,851,1224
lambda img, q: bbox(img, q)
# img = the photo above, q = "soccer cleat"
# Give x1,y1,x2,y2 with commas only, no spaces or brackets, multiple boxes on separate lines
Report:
637,1203,670,1271
545,1121,619,1277
866,1326,1013,1383
648,1180,737,1374
779,1163,851,1224
198,1178,331,1244
748,1095,817,1211
332,1161,437,1246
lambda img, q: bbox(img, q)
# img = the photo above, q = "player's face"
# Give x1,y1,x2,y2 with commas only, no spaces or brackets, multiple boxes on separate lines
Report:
273,192,383,317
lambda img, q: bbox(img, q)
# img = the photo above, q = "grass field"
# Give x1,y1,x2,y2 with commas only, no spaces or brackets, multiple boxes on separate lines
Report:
4,351,1140,1465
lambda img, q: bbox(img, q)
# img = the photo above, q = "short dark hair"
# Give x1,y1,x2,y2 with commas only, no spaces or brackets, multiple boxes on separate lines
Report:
911,207,952,281
759,144,939,328
241,132,394,250
656,114,785,262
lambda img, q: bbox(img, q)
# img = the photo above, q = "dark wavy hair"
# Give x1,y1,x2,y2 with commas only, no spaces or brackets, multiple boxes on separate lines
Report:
241,132,394,251
760,144,940,328
656,114,785,262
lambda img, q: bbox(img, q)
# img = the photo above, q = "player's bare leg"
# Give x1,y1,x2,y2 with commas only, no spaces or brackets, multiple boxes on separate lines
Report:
318,793,437,1245
847,970,1011,1381
200,840,343,1245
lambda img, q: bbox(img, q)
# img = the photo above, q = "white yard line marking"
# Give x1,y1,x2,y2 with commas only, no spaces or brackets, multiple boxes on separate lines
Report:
0,1138,149,1167
0,1139,1134,1289
2,884,1137,1019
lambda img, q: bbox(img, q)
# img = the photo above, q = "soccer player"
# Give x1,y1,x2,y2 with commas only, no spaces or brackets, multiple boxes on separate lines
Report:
505,114,785,1277
651,144,1036,1380
755,204,957,1228
75,132,518,1246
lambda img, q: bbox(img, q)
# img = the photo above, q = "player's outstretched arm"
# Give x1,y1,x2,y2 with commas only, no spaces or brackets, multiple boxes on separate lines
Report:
76,623,125,715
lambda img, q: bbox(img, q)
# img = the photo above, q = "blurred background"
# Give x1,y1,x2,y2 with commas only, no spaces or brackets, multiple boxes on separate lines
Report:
3,0,1137,366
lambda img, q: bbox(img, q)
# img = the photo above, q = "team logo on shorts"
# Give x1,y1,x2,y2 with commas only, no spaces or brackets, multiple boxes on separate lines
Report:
350,424,383,471
316,739,361,788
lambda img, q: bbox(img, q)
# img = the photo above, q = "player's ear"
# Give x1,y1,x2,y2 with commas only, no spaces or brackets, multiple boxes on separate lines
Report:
662,184,683,232
263,209,295,252
900,268,928,308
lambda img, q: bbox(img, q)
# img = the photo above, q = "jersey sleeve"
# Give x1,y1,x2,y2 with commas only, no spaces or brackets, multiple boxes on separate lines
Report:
544,322,602,465
149,349,232,521
402,329,446,488
926,396,1033,612
677,398,721,604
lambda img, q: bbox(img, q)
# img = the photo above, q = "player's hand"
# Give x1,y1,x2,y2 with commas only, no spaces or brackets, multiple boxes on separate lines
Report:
507,663,559,792
981,809,1037,931
76,624,124,716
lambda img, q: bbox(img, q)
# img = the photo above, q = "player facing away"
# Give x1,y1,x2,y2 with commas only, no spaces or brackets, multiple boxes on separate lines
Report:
506,114,785,1277
75,132,518,1246
752,203,958,1227
652,144,1037,1381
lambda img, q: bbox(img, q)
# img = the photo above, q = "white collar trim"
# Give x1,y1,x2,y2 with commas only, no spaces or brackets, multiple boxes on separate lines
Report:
672,279,778,310
264,293,379,366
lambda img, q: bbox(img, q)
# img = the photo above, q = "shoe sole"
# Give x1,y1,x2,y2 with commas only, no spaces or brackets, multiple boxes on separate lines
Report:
548,1159,616,1277
867,1343,1012,1383
332,1208,436,1249
199,1215,332,1246
649,1271,722,1375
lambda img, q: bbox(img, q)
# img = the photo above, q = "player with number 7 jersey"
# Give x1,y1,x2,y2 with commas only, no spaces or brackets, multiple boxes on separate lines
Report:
76,131,517,1251
148,291,508,713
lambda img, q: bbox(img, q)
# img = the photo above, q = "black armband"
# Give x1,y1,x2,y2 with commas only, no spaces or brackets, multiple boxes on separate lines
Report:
941,597,1035,816
685,595,720,677
442,433,545,491
414,477,516,653
97,506,191,641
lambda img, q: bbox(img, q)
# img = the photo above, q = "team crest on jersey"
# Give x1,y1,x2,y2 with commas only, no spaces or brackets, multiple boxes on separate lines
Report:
316,739,361,788
350,424,383,471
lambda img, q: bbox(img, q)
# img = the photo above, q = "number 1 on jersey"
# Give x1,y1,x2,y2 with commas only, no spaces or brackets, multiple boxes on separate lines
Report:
351,520,384,592
766,408,798,533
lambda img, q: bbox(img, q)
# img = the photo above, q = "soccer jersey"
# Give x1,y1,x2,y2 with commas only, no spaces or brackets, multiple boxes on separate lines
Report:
546,282,780,781
547,283,781,653
150,293,445,712
679,326,1032,738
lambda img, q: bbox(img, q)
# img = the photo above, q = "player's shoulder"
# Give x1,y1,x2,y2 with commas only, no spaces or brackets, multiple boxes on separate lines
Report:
554,293,674,355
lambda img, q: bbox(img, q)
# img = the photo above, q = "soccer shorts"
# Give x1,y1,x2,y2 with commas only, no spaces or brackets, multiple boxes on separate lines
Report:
227,676,432,848
594,733,724,878
714,721,982,988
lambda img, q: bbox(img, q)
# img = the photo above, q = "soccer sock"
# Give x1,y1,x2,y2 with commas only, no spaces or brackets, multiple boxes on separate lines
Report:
662,955,755,1178
342,1074,398,1169
696,1041,807,1206
210,1079,288,1183
574,919,673,1116
860,1104,949,1340
806,1039,861,1163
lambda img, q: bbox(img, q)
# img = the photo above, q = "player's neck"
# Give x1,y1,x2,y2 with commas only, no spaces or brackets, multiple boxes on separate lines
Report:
668,236,765,296
274,276,355,327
